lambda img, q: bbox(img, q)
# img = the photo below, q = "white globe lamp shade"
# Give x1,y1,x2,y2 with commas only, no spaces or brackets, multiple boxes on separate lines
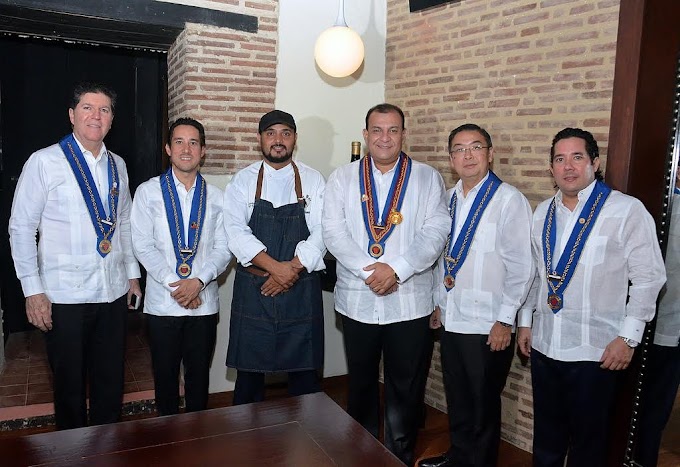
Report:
314,26,365,78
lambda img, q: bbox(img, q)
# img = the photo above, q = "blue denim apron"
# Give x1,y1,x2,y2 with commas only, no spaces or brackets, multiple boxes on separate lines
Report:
227,162,324,372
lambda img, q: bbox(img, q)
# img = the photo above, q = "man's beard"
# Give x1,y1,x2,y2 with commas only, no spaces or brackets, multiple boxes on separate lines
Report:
262,146,293,165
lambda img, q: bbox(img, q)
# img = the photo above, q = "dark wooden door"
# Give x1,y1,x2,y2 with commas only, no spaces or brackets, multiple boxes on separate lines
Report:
0,36,166,334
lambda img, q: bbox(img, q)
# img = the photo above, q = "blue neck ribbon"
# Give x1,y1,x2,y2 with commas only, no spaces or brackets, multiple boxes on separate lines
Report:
542,180,612,313
160,168,207,278
59,134,119,258
443,171,502,291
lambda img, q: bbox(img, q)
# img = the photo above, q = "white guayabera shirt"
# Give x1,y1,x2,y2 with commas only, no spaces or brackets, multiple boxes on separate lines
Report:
323,158,450,325
435,172,534,335
9,135,140,304
520,180,667,362
131,170,231,317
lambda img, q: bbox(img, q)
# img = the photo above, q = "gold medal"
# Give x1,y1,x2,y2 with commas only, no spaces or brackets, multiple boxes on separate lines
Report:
98,239,112,254
178,263,192,277
547,294,562,310
389,211,403,225
443,275,455,288
369,243,384,258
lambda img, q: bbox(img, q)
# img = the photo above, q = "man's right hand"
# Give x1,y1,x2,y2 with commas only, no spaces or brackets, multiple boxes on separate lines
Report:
26,293,53,332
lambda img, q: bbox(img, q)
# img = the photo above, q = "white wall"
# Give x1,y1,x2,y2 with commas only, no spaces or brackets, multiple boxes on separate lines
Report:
277,0,387,178
203,0,387,393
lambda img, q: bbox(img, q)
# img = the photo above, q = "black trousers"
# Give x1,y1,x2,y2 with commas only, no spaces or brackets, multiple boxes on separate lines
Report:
232,369,321,405
44,295,127,430
440,332,515,467
341,314,432,467
147,313,218,416
635,344,680,467
531,350,620,467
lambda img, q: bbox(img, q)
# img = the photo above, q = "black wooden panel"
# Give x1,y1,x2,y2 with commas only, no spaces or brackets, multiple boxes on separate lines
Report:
0,0,258,50
409,0,460,13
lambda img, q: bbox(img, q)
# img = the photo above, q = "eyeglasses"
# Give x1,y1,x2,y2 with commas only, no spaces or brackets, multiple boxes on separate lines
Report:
449,145,490,156
449,145,489,156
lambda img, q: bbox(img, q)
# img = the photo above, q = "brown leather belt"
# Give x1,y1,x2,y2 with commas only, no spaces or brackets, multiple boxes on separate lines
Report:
243,265,269,277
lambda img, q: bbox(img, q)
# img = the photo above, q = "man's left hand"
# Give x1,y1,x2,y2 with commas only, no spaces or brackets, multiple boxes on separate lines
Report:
127,279,142,310
261,276,288,297
600,337,635,370
364,262,398,296
487,321,512,351
169,278,203,308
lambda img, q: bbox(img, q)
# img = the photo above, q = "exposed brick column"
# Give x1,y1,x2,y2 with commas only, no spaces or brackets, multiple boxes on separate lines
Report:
167,1,279,175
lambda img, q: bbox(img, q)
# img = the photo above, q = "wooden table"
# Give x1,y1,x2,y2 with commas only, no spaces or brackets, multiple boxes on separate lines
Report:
0,392,403,466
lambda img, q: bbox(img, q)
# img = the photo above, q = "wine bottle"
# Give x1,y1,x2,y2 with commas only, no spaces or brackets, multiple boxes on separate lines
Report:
351,141,361,162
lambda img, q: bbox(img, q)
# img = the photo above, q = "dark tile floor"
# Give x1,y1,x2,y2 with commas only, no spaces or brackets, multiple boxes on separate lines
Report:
0,312,153,409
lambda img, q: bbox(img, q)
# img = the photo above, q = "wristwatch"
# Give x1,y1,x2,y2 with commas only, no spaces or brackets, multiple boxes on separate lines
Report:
620,336,639,348
497,321,512,328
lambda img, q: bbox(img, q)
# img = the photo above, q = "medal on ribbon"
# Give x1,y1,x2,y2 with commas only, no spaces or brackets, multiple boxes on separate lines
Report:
160,168,207,278
443,171,502,291
59,134,119,257
359,152,412,258
542,180,612,313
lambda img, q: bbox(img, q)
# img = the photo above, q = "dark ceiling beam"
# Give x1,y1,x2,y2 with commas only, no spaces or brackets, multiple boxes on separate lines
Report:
0,0,258,50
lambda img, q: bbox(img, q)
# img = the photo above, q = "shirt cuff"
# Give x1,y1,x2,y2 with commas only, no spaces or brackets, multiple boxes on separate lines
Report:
295,242,325,272
497,304,517,325
21,276,45,298
196,271,212,289
388,257,415,283
164,273,178,292
653,333,679,347
517,308,533,328
239,245,267,268
619,316,647,342
126,262,141,279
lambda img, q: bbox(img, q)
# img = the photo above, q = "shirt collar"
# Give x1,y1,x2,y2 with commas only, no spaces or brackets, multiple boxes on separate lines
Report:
371,157,399,176
171,168,197,192
262,160,294,178
72,133,107,162
455,171,490,199
555,179,597,209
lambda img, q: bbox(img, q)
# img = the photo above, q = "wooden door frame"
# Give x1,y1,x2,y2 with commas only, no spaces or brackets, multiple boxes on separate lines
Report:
606,1,680,464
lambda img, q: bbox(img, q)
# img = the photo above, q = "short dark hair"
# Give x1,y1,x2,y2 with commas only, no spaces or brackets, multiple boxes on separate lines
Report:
448,123,493,152
168,117,206,147
550,127,603,181
365,103,406,130
70,82,117,114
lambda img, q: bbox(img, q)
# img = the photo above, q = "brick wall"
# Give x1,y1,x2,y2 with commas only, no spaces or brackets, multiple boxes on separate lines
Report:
385,0,621,451
166,0,279,174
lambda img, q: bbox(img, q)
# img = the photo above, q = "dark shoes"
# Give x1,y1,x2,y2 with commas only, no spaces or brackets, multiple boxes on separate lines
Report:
418,454,454,467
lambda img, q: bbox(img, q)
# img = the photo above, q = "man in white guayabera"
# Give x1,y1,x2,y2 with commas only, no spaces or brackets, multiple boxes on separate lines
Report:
9,82,142,430
518,127,666,467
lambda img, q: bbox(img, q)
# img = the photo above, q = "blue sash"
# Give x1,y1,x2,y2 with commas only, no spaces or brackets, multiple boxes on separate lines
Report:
59,134,119,258
443,171,502,291
542,180,612,313
359,153,412,258
160,168,207,278
674,187,680,195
